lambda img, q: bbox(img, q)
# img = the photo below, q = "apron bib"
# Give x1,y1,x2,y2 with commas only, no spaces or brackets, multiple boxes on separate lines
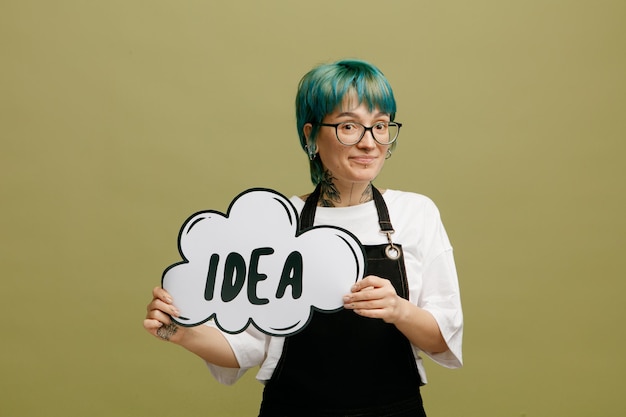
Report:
259,185,425,417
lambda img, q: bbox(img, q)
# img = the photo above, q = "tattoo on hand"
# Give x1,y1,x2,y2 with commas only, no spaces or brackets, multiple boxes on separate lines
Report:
156,323,179,341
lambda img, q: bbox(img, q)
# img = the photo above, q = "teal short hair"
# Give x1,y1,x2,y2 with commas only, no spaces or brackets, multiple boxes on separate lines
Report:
296,59,398,185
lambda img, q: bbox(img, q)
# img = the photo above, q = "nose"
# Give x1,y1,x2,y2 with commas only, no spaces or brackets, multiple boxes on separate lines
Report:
357,128,376,148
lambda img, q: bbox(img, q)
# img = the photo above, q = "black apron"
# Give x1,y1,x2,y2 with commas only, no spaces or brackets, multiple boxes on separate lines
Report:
259,185,425,417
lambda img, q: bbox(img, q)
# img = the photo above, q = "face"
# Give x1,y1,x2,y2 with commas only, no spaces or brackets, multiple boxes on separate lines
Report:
304,98,391,190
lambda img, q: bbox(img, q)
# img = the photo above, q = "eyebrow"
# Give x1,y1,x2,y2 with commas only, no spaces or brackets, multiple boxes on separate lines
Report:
334,111,389,119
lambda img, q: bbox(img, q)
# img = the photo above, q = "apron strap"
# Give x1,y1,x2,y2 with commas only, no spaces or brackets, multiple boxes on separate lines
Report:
300,183,394,233
371,186,394,233
299,183,321,231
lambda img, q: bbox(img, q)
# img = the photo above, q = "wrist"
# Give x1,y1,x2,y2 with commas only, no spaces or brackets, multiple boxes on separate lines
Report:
390,297,412,325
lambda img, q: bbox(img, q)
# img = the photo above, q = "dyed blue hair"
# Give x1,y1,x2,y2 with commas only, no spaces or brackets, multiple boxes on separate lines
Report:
296,59,398,185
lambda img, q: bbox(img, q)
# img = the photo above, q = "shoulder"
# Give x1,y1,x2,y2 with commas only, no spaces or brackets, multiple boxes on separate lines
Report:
383,189,439,211
384,190,453,250
383,189,445,227
289,195,306,211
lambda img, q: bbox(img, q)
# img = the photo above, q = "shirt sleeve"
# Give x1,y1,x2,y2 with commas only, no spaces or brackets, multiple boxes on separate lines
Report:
417,201,464,369
419,249,464,368
203,321,270,385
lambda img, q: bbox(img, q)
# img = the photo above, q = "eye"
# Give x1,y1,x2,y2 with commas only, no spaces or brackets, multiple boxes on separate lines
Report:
339,122,358,132
373,122,388,132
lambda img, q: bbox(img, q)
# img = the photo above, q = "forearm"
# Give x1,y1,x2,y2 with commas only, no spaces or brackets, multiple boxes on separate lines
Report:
345,277,449,354
175,325,240,368
392,299,448,354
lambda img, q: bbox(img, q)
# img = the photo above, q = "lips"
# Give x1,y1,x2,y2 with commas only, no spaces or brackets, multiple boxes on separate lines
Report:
350,156,377,166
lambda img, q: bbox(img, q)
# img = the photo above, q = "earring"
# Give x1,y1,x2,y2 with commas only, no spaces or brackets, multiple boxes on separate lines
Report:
305,144,317,161
386,149,393,159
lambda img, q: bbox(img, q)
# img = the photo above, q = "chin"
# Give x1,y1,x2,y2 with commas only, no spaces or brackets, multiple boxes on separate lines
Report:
350,173,378,183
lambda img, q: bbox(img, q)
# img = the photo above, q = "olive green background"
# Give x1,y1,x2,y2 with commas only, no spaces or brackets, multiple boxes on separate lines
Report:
2,1,624,416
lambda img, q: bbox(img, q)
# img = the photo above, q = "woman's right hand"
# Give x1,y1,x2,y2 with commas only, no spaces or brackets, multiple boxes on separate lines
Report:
143,287,240,367
143,286,185,344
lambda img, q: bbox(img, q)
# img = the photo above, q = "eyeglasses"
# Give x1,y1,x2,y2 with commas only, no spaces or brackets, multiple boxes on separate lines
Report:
316,121,402,146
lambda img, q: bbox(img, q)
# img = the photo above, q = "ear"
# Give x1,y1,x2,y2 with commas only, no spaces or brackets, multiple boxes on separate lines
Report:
303,123,318,160
303,123,313,144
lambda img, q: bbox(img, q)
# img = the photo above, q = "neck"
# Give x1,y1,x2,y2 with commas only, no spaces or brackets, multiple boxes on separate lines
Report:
318,171,373,207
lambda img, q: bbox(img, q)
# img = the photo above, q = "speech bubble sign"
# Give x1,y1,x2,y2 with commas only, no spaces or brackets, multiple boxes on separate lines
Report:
162,188,366,336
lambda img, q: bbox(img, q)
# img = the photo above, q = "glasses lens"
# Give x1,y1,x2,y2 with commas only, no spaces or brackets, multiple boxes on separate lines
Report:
372,122,399,145
336,122,364,145
334,122,400,145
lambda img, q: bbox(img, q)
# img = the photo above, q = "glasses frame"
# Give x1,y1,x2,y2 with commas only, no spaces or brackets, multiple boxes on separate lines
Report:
316,121,402,146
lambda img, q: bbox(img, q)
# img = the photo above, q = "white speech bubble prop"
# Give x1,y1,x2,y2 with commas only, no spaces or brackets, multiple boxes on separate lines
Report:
162,188,366,336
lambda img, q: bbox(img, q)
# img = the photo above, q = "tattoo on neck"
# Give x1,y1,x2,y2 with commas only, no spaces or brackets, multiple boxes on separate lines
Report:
360,183,374,204
318,170,374,207
319,170,340,207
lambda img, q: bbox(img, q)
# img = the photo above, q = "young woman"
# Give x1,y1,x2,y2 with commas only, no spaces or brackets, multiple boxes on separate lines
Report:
144,59,463,417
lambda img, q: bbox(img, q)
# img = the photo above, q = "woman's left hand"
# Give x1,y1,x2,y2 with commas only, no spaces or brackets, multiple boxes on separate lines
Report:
343,275,407,324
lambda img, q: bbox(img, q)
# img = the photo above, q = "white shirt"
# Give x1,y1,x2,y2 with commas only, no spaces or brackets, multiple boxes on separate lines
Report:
205,189,463,385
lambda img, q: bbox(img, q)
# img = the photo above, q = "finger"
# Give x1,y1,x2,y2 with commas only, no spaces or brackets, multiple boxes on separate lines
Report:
146,306,175,324
345,287,401,311
351,275,386,292
347,287,376,301
146,287,173,312
353,307,387,319
143,318,164,332
346,297,388,311
144,318,180,342
345,287,388,304
146,297,180,318
152,286,174,304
